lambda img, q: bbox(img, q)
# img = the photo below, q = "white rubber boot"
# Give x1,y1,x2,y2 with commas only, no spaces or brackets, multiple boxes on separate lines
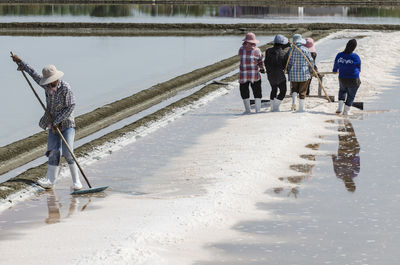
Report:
291,92,297,111
69,163,83,191
298,99,305,112
38,165,59,189
255,98,261,113
336,100,344,114
343,105,351,115
242,98,251,114
272,99,282,112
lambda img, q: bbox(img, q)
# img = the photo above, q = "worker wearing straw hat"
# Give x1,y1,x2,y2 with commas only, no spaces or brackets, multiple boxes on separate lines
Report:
286,34,314,112
11,54,83,191
238,32,266,113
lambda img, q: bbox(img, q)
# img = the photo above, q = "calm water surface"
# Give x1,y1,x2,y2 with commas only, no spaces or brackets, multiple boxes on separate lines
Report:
0,35,272,146
0,4,400,24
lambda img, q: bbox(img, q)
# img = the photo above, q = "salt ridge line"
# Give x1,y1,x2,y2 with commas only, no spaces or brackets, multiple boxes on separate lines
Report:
0,85,233,213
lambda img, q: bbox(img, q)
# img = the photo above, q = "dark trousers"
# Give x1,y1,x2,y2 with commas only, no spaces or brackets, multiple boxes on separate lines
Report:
338,78,361,106
290,81,309,99
270,80,287,101
240,80,262,99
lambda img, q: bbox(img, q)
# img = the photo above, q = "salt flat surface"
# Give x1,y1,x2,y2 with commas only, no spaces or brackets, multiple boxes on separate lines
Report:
0,30,399,265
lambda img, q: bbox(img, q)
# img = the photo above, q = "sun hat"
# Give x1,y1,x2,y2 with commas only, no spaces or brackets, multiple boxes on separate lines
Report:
39,65,64,86
292,34,306,45
242,32,260,44
274,34,288,45
304,37,316,52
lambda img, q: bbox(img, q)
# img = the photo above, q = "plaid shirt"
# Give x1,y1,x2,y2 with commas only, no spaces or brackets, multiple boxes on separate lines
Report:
238,46,265,84
287,45,314,82
20,61,76,131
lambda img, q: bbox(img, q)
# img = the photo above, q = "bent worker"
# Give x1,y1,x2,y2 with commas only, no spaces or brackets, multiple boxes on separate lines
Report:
286,34,314,112
332,39,361,115
264,34,290,112
11,54,83,191
238,32,266,113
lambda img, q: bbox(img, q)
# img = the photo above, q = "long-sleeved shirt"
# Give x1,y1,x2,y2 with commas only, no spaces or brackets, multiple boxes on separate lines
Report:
333,52,361,79
264,46,287,85
238,46,265,84
286,45,314,82
20,61,76,131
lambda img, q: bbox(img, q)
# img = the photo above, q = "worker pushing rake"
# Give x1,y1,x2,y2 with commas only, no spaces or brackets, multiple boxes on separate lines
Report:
283,34,362,114
10,53,107,195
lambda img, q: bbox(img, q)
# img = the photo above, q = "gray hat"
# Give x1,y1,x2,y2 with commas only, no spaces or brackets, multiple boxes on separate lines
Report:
40,65,64,86
274,34,288,45
293,34,306,45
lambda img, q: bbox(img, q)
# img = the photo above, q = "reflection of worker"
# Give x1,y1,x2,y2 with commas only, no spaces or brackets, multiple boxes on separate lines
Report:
331,119,360,192
45,191,88,224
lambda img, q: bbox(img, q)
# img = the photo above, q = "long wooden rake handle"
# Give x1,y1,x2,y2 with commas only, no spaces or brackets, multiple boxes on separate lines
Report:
284,40,297,74
11,52,92,188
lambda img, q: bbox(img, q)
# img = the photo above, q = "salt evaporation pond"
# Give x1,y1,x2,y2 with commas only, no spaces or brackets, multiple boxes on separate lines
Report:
0,35,273,146
194,69,400,264
1,4,400,24
1,33,400,263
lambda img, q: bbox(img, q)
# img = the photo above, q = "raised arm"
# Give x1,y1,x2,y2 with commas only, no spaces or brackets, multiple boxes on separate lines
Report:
11,54,44,88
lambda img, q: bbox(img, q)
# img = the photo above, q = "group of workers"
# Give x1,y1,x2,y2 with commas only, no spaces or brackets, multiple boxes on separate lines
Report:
238,32,361,115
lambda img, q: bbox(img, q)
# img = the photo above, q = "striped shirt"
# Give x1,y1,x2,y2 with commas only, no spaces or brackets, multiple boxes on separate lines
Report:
238,46,265,84
287,45,314,82
20,61,76,131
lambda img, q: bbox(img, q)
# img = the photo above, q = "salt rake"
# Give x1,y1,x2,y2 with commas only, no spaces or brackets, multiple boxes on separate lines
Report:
11,52,108,195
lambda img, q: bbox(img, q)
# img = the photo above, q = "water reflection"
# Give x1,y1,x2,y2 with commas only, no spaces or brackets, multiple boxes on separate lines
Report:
331,119,360,192
0,4,399,19
44,190,91,224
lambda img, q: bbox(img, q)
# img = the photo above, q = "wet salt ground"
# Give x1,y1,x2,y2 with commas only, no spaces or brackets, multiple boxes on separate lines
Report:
194,71,400,264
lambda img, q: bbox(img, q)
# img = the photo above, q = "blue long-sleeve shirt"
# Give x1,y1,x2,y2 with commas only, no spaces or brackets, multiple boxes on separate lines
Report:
333,52,361,79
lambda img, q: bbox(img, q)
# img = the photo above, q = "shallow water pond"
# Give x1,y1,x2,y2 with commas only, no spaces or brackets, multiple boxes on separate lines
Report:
0,35,273,146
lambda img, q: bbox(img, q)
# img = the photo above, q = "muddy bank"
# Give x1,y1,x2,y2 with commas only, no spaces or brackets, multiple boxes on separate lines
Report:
0,1,399,6
0,29,333,202
1,23,399,37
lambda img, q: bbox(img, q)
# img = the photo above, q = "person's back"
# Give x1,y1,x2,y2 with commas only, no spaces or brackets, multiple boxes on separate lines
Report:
264,45,286,85
287,45,313,82
333,52,361,79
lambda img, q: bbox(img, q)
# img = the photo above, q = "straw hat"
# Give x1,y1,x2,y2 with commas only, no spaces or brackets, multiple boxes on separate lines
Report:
40,65,64,85
242,32,260,44
304,38,316,53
